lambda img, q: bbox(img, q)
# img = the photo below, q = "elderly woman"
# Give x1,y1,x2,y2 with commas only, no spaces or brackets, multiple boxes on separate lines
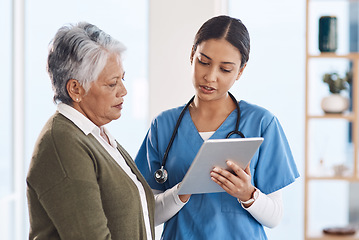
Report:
26,22,155,240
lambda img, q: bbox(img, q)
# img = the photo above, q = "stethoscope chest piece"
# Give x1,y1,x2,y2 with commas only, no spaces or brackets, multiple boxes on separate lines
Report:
154,92,244,184
154,166,168,184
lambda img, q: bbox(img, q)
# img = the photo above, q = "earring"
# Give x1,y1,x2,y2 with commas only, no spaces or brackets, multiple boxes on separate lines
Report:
76,98,79,102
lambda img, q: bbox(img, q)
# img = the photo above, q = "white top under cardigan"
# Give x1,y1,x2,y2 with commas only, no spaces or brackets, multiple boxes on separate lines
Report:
58,103,152,240
152,131,283,228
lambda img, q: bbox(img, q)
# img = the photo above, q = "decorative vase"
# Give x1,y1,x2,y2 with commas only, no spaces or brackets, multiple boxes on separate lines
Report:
321,94,349,114
318,16,337,52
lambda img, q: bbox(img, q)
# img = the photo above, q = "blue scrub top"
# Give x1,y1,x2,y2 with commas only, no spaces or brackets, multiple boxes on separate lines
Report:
135,100,299,240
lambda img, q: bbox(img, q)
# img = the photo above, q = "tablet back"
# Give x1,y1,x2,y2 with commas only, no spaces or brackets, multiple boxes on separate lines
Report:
177,137,263,195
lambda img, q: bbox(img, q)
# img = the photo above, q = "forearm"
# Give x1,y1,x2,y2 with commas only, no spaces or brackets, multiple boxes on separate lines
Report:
153,184,188,226
241,189,283,228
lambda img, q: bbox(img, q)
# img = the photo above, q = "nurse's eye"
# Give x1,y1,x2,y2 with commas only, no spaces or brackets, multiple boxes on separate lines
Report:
221,68,232,73
198,58,209,65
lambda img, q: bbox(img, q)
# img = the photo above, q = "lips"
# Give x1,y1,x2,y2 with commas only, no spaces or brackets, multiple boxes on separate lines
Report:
113,102,123,109
200,85,216,93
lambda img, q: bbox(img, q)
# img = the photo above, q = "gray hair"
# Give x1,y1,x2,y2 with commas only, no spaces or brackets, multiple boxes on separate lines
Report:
47,22,126,105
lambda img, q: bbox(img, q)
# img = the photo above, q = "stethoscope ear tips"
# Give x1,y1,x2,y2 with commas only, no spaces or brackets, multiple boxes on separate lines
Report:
154,167,168,184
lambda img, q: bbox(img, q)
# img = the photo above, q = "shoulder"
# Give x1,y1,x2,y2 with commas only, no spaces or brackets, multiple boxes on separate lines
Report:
30,112,95,173
35,113,85,150
28,113,100,194
27,113,79,192
239,100,275,121
238,100,285,136
151,105,186,128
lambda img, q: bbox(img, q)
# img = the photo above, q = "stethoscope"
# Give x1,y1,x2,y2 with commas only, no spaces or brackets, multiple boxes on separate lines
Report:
154,92,245,184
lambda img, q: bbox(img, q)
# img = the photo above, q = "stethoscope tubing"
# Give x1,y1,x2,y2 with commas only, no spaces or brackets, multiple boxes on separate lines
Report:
155,92,245,184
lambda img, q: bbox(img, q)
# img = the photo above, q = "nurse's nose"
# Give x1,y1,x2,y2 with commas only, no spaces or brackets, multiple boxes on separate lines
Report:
204,66,217,82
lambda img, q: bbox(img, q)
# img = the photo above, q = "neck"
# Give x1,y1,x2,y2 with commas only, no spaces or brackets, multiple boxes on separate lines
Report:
188,93,237,132
190,93,235,116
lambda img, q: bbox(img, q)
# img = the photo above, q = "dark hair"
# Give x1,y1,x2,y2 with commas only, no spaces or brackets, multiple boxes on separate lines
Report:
193,15,250,68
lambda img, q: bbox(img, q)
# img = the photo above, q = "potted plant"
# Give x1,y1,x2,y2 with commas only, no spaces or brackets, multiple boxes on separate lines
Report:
321,71,352,114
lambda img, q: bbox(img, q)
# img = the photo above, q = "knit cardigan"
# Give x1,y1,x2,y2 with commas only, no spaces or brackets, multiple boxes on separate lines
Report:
26,112,155,240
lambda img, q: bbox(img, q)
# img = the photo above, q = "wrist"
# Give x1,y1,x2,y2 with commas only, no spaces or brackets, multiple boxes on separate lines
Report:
176,183,190,203
238,187,259,206
179,194,190,203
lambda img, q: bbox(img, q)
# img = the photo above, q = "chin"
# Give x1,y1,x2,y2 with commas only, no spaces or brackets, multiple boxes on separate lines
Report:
113,113,122,120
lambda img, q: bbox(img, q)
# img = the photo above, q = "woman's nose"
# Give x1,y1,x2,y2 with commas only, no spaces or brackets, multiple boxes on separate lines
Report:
116,80,127,97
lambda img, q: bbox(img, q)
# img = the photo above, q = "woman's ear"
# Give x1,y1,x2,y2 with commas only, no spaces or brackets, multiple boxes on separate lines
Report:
236,63,247,80
66,79,84,103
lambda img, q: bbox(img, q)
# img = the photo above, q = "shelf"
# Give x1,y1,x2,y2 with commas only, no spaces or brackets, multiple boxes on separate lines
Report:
305,0,359,239
307,235,359,240
308,53,359,59
307,230,359,240
307,176,359,181
306,114,355,121
308,0,359,2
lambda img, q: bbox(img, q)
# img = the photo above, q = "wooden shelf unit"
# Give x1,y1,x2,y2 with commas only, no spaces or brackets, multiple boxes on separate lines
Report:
305,0,359,239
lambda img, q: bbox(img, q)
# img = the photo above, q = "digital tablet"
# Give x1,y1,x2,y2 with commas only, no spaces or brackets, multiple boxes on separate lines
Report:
177,137,264,195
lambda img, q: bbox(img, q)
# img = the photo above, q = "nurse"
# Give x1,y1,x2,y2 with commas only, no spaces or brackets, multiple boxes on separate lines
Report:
135,15,299,240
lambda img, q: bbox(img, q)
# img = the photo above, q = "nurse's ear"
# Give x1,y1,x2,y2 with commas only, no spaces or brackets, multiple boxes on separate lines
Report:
190,45,195,65
236,63,247,81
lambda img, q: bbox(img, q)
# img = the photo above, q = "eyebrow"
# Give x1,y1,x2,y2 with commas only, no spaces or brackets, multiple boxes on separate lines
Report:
200,52,236,65
109,71,125,81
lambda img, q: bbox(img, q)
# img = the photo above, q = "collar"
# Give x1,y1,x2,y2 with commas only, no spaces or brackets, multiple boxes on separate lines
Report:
57,103,97,135
57,103,117,148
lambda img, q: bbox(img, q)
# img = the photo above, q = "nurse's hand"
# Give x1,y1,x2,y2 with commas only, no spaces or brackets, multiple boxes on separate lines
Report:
178,194,191,203
210,160,255,203
177,183,191,203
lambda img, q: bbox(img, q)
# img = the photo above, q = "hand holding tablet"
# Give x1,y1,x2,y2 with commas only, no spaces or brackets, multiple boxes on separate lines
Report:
177,137,263,195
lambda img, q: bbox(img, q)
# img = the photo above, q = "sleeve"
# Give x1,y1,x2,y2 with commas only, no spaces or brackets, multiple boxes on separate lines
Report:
135,121,167,191
242,189,283,228
152,185,187,226
253,116,300,194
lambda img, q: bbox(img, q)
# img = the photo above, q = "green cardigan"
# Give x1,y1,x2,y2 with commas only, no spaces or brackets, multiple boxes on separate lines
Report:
26,112,155,240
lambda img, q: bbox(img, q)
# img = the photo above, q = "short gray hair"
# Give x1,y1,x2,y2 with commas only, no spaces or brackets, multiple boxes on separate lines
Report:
47,22,126,105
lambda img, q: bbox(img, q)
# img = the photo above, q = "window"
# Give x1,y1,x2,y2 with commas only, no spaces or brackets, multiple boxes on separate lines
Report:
1,1,149,239
0,0,15,239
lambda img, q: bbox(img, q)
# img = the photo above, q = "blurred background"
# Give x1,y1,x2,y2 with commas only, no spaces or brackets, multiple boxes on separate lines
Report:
1,0,306,239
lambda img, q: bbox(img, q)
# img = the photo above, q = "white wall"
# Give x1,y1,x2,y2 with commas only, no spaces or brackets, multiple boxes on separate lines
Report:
148,0,227,120
149,2,228,238
229,1,305,239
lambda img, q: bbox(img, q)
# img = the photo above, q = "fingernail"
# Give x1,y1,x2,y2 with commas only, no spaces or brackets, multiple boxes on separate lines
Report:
213,167,219,172
227,160,233,165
